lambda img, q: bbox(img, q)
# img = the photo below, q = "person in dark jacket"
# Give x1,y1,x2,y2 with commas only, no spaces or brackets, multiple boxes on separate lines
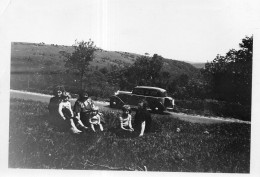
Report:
48,86,64,126
48,86,64,116
134,100,152,137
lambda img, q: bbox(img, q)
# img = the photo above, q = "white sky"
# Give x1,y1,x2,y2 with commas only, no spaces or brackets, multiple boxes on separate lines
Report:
0,0,258,62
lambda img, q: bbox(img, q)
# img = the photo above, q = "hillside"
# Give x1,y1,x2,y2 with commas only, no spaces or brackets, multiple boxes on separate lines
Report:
11,42,137,74
10,42,200,95
11,42,199,76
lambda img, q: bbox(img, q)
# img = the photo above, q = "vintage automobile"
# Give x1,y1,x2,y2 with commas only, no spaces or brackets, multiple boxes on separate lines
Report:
109,86,174,113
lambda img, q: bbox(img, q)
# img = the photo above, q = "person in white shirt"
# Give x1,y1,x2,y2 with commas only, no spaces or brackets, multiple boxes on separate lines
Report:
58,92,83,134
119,105,134,132
89,106,104,132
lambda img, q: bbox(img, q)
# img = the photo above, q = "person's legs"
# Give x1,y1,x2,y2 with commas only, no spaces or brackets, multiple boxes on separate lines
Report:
90,123,96,132
77,118,88,129
69,119,82,133
99,123,104,131
63,110,82,133
80,112,91,128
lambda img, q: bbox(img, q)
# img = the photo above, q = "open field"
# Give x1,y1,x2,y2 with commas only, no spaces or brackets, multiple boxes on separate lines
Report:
9,98,250,172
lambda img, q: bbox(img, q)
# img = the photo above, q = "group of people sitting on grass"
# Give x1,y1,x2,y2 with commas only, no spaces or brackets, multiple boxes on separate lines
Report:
48,86,151,137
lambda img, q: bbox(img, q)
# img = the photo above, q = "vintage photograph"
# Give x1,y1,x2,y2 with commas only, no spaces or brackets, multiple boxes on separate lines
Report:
1,0,259,175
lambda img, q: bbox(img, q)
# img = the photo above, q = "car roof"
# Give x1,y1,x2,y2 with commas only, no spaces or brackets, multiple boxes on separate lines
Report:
134,86,166,92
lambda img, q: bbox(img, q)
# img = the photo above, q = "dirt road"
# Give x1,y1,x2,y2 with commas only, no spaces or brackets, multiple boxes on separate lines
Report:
10,89,250,124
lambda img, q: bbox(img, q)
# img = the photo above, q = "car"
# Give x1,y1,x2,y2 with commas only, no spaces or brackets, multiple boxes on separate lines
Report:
109,86,174,113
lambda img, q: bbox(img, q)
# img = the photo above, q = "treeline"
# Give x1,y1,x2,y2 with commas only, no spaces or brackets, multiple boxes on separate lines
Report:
65,36,252,120
106,36,252,106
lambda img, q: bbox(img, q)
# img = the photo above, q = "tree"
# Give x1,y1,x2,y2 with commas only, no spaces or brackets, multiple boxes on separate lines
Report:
116,54,164,89
64,39,97,89
202,36,253,105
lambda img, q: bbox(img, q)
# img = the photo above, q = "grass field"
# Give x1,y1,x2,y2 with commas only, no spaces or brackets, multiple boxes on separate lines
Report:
9,98,250,172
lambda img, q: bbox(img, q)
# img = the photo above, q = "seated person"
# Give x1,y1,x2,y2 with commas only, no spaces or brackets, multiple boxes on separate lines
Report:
89,106,104,132
119,105,134,132
74,90,96,127
48,86,64,117
58,92,85,134
134,100,152,137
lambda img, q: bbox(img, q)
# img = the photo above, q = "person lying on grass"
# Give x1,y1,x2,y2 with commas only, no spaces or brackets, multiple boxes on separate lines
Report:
74,90,97,128
89,106,104,132
58,92,86,134
134,100,152,137
119,105,134,132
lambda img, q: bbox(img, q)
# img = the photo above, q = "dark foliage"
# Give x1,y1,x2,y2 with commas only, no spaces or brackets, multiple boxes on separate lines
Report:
63,40,97,89
202,36,252,105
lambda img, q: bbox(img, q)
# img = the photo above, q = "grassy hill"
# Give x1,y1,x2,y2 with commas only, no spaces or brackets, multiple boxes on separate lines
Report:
11,42,199,75
11,42,199,95
11,42,137,73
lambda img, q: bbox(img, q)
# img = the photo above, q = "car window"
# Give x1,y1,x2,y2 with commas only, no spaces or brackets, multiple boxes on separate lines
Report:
148,90,158,97
161,91,167,97
133,88,167,97
133,88,144,95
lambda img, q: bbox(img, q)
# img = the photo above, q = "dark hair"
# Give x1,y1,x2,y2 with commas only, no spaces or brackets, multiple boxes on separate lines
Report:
138,100,148,110
78,90,88,100
53,85,65,95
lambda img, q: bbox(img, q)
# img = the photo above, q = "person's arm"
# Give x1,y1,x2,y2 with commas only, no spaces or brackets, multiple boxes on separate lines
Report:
128,115,134,131
58,103,66,120
73,101,81,120
97,115,101,124
67,102,74,117
120,117,128,130
139,121,146,136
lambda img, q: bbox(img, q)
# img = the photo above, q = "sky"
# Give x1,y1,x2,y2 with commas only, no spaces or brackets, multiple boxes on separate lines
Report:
0,0,258,63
